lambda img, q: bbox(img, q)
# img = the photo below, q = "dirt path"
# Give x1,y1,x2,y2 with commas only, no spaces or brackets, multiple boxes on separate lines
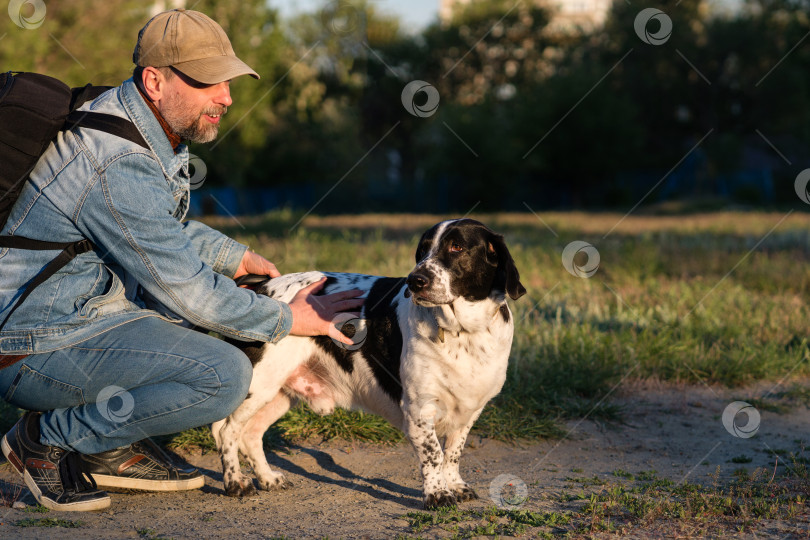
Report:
1,381,808,539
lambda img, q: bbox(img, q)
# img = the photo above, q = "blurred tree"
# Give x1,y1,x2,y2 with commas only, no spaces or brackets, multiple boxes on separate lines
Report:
3,0,810,211
0,0,146,85
422,0,555,105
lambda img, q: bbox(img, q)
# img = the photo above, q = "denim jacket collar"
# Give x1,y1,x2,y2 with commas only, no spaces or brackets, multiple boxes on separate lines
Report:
120,78,189,182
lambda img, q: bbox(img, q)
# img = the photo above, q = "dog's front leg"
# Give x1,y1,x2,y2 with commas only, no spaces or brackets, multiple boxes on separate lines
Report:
442,412,481,502
404,413,457,509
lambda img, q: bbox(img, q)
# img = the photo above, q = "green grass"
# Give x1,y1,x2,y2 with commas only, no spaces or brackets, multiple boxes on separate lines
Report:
137,528,176,540
3,210,810,448
15,517,83,528
191,210,810,446
0,211,807,537
399,465,809,538
403,505,573,538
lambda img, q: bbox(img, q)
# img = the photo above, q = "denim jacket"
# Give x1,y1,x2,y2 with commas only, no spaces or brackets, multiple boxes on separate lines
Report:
0,78,292,354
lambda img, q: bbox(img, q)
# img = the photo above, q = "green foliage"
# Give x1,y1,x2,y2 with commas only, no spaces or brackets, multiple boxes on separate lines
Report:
167,210,810,450
15,517,83,528
0,0,146,86
274,404,404,444
402,459,807,536
5,0,809,210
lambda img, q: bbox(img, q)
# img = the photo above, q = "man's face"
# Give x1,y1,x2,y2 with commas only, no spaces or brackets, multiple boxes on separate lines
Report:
158,69,232,144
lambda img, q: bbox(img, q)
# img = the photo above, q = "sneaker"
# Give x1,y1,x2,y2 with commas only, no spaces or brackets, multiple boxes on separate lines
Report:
79,438,204,491
1,412,111,511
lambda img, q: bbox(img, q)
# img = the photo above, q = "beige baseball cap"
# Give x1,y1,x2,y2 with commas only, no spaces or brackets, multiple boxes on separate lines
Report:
133,8,259,84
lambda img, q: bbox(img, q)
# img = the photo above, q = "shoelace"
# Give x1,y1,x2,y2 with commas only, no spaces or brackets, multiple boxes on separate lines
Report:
59,451,99,493
133,438,189,472
133,439,171,466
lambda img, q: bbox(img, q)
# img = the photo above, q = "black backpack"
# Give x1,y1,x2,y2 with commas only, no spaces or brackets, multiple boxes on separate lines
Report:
0,71,149,331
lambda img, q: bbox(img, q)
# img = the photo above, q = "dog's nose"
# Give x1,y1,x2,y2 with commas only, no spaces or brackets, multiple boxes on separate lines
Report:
407,272,430,292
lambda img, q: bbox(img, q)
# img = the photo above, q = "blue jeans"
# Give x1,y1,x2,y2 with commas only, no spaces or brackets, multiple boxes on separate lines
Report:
0,317,252,454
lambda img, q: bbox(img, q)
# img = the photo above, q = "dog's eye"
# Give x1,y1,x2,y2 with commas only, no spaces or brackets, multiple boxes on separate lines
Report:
449,243,463,253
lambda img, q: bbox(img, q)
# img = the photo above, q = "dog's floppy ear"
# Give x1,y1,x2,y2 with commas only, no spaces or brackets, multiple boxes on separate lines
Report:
488,233,527,301
234,274,272,289
414,229,431,264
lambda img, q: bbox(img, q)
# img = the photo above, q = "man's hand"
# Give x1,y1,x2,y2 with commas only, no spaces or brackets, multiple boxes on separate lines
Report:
235,250,281,280
288,278,364,346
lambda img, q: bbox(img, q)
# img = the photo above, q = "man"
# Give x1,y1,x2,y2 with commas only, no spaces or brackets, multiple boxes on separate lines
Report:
0,9,362,511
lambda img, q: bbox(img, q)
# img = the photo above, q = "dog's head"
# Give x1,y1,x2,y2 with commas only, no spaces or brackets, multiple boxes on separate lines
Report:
406,219,526,306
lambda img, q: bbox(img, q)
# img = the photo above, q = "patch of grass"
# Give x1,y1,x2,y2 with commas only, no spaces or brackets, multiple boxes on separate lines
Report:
745,397,792,414
137,528,177,540
573,465,808,536
166,426,216,453
13,211,804,452
138,528,181,540
404,506,573,537
16,517,83,528
401,453,809,538
473,399,564,441
730,455,753,464
166,404,405,450
274,404,404,445
566,475,607,487
612,469,635,480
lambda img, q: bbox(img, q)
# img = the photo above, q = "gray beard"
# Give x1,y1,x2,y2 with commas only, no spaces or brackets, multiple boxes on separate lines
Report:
174,115,219,144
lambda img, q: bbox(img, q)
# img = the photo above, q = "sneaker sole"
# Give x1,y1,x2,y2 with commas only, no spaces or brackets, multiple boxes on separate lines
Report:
90,473,205,492
1,436,111,512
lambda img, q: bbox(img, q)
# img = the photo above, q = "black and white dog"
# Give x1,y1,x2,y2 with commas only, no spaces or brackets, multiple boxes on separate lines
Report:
212,219,526,509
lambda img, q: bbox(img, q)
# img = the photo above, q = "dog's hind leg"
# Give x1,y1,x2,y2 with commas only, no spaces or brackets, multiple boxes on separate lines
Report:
240,392,295,491
216,390,282,497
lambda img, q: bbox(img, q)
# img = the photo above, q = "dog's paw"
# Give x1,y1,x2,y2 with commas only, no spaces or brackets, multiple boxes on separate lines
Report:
258,474,294,491
452,485,479,502
424,490,458,510
224,477,257,497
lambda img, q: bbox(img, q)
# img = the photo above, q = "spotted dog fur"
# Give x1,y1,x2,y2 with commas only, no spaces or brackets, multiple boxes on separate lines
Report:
212,219,526,509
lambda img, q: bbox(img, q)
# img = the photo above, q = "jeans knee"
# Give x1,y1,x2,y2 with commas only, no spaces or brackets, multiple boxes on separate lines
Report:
210,345,252,414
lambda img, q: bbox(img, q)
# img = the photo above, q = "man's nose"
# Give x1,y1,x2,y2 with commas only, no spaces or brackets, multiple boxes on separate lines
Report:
214,82,232,107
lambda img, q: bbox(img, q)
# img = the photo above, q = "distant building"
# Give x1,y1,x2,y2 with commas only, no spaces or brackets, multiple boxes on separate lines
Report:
440,0,613,33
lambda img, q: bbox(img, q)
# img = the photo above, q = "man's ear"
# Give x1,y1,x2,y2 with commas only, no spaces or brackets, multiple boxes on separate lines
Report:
141,66,166,102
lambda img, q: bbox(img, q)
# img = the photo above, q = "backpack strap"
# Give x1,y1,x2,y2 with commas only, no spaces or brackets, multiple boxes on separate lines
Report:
70,83,111,111
65,110,149,150
0,237,94,331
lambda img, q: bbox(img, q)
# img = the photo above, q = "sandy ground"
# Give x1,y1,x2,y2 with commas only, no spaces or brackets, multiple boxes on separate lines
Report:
0,380,808,539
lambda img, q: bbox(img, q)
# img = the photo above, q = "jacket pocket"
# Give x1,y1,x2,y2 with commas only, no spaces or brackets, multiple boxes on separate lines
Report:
4,364,85,410
78,273,128,319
